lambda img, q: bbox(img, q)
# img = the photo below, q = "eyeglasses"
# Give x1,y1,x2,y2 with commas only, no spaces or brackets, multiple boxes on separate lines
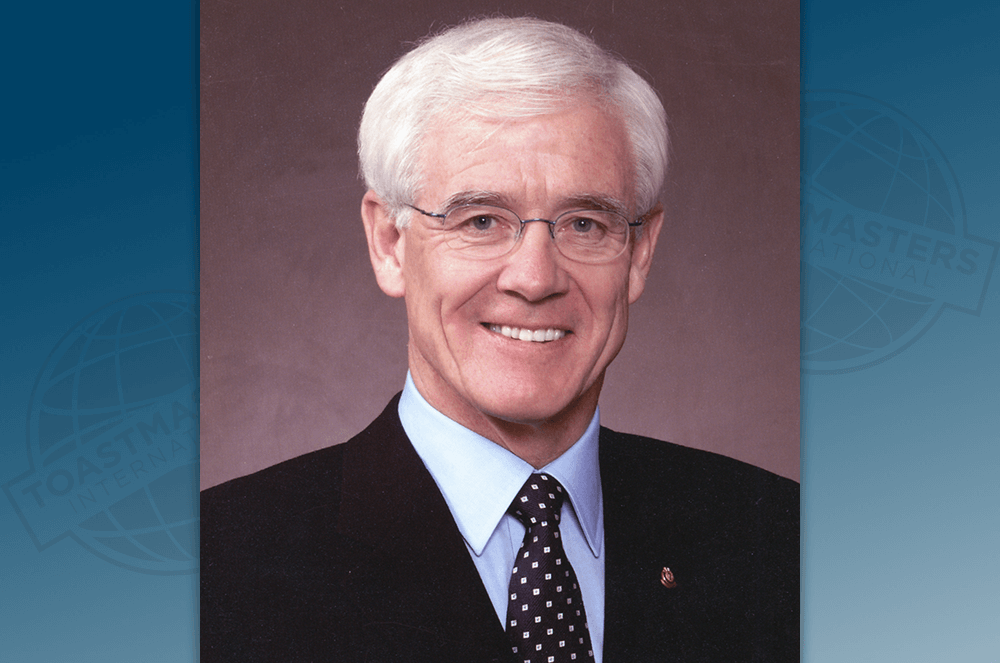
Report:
407,204,644,264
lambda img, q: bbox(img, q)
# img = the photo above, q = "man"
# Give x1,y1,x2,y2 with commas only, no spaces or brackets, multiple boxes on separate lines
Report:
201,17,798,663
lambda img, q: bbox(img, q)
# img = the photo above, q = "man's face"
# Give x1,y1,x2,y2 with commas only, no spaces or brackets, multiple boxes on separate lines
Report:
368,102,661,435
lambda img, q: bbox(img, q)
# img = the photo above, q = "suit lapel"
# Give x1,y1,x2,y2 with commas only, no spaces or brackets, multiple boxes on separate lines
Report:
336,397,515,662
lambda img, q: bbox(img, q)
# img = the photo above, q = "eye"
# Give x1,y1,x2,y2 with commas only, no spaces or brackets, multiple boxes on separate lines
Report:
467,214,497,232
448,206,516,236
563,214,609,237
446,206,515,244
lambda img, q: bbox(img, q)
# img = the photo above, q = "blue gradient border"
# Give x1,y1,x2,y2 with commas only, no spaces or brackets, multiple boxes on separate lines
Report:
2,1,998,661
0,1,199,660
801,1,1000,661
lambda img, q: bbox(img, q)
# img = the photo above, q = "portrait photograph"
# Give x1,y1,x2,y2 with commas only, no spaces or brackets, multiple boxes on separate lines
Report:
200,1,800,661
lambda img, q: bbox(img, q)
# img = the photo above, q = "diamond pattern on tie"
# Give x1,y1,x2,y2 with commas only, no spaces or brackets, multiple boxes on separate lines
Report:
506,474,594,663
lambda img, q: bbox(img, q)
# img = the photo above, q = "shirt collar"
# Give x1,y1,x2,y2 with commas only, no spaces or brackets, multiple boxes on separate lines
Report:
398,372,603,558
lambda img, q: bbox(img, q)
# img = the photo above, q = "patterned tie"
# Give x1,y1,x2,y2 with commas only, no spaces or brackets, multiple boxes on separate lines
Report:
506,474,594,663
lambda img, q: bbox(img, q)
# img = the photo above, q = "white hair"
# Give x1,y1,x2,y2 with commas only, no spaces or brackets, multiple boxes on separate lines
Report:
358,17,668,224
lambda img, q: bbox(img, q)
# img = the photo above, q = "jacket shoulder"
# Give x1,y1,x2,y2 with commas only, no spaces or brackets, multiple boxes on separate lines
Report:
599,427,799,512
200,398,403,662
201,440,347,537
201,395,403,539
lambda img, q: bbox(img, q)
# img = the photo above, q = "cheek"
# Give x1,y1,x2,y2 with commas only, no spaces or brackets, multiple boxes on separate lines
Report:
582,266,631,321
604,292,631,346
403,249,492,330
589,274,633,358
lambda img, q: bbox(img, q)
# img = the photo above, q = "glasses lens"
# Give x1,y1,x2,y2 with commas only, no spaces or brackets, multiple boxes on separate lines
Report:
433,204,632,263
553,210,630,263
440,206,519,258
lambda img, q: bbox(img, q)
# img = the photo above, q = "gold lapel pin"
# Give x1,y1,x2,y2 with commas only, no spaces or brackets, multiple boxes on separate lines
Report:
660,567,677,588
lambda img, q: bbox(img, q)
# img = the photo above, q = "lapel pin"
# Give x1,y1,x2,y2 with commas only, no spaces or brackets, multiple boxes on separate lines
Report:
660,567,677,588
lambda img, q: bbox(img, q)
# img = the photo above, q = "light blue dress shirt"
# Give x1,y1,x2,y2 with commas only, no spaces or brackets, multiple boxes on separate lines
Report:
398,373,605,663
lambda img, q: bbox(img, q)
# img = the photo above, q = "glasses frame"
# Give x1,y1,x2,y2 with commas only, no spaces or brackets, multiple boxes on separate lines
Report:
406,203,645,264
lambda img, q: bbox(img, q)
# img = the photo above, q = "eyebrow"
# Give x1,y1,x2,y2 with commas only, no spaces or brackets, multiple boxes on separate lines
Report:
561,194,629,217
439,191,629,217
440,191,512,210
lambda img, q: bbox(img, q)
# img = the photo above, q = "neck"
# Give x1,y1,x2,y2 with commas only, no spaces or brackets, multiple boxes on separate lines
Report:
479,406,597,468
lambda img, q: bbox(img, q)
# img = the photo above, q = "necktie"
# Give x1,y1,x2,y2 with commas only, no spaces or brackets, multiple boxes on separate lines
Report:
506,474,594,663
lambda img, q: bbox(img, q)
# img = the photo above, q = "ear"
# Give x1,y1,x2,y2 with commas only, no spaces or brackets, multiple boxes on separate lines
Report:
627,203,664,304
361,189,406,298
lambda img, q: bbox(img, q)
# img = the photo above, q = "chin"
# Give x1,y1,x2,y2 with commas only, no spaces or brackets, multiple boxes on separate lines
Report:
470,380,583,426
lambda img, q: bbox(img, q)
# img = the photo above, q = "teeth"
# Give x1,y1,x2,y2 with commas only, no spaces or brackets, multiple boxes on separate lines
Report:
488,324,567,343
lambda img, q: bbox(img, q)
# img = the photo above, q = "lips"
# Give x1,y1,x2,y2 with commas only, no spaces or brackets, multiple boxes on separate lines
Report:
486,324,568,343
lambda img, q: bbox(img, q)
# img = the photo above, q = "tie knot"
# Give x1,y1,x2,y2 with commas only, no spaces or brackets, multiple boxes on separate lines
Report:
509,474,566,528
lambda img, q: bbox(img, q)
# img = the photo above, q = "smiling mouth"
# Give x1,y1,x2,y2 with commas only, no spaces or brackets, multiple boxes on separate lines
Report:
485,324,568,343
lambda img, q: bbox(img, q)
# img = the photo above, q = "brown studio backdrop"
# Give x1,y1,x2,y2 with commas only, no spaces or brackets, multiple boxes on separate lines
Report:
200,0,800,488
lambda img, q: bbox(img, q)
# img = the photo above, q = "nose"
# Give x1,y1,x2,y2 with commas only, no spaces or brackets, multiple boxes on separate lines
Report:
495,221,569,302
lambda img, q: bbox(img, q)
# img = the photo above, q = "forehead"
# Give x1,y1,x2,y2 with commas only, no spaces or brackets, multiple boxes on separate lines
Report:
418,102,633,211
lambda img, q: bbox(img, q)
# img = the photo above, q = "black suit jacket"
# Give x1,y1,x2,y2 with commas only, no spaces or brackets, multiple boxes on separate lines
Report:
202,396,799,662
